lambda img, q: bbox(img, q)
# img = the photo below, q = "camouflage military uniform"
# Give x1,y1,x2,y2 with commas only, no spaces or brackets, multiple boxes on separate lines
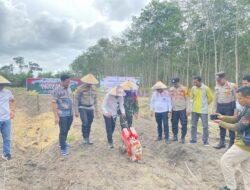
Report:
123,91,139,128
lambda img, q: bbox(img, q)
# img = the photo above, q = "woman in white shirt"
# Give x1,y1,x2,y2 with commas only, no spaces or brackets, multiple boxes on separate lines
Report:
102,86,126,149
150,81,172,144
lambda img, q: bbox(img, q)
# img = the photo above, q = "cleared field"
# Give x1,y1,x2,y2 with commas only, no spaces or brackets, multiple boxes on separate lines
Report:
0,88,243,190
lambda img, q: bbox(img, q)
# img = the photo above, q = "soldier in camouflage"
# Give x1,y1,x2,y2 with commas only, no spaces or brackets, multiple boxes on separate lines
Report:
121,81,139,128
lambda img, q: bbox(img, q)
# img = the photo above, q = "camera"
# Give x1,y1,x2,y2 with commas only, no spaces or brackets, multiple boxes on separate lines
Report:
210,114,219,120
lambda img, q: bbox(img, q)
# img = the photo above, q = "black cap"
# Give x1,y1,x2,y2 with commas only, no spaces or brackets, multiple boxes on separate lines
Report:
216,71,226,80
171,77,180,84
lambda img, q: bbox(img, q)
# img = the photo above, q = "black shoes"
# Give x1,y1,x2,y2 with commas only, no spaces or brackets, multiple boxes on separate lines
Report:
156,136,163,141
180,138,185,144
219,186,231,190
214,141,226,149
228,142,234,149
108,142,114,149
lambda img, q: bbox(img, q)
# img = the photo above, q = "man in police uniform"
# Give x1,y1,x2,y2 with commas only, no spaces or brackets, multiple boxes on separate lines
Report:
214,72,237,149
169,77,190,144
75,74,99,145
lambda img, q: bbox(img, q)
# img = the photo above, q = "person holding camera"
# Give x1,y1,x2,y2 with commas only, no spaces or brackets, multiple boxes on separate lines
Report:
213,72,237,149
213,86,250,190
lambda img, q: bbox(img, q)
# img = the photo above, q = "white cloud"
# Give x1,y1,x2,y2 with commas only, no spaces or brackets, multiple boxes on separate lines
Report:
0,1,112,53
92,0,149,21
0,0,150,72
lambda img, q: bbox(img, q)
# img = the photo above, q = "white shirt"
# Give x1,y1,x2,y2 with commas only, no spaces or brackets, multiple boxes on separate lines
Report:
150,90,172,113
236,101,244,114
0,89,14,121
102,94,125,117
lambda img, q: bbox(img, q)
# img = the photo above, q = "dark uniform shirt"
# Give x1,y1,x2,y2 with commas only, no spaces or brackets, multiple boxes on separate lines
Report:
124,91,139,116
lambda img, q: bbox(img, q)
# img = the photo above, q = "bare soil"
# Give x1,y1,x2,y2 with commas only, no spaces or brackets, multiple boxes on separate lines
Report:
0,89,244,190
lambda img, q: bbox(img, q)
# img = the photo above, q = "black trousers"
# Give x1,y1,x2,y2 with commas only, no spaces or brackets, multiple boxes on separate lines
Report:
155,112,169,140
171,109,188,139
217,102,235,144
104,115,117,143
125,112,133,128
104,114,129,143
59,116,73,149
79,109,94,139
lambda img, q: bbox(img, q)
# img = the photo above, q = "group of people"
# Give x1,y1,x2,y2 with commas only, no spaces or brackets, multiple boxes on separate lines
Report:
0,72,250,190
150,73,234,148
51,74,139,152
51,73,212,153
150,76,213,145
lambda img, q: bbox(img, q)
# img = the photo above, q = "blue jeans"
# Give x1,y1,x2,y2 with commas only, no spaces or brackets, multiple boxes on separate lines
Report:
59,116,73,150
103,115,117,144
0,120,11,155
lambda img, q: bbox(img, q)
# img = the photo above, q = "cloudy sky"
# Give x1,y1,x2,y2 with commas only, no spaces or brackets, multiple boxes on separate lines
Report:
0,0,150,72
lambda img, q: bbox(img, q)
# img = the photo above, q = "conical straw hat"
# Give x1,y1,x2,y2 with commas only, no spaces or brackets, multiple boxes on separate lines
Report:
81,74,99,85
121,81,138,91
152,81,167,90
0,75,11,84
109,86,125,96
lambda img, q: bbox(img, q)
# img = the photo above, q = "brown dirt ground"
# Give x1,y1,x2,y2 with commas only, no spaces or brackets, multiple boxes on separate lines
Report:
0,89,244,190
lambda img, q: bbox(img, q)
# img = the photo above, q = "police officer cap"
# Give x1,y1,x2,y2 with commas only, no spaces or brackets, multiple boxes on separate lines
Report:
216,71,226,79
171,77,180,84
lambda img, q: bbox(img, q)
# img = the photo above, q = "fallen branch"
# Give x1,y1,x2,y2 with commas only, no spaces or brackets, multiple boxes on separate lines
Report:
184,161,199,183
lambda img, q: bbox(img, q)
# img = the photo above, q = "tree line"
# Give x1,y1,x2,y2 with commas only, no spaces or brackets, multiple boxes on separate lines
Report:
0,57,71,87
70,0,249,88
1,0,249,88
